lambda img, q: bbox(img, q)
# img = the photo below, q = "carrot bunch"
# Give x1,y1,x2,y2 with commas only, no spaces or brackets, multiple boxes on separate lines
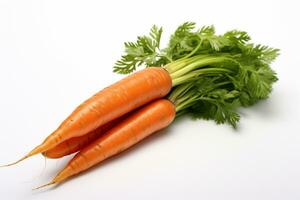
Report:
2,22,279,189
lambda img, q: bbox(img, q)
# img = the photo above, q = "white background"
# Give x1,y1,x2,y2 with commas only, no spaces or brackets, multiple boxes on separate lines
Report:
0,0,299,199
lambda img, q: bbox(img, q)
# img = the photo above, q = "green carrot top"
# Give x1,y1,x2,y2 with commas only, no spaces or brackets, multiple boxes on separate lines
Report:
114,22,279,128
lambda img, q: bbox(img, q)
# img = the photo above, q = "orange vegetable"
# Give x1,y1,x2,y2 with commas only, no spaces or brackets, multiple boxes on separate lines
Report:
4,67,172,166
43,115,127,159
37,99,175,188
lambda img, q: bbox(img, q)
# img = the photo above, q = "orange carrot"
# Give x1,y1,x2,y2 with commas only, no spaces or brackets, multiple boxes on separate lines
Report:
4,67,172,166
36,99,175,188
43,114,129,159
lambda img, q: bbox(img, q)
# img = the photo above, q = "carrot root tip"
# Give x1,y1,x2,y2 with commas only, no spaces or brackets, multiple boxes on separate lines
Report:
32,181,56,190
1,144,46,167
0,155,30,167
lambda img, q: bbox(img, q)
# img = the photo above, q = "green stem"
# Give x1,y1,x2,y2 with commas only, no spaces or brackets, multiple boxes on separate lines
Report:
170,57,228,79
174,110,187,119
172,68,232,86
172,80,234,113
164,55,208,74
181,38,203,59
168,83,194,102
164,61,187,74
175,95,198,112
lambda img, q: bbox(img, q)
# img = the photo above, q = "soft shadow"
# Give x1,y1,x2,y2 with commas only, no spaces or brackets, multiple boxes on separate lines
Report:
33,117,187,191
239,96,281,119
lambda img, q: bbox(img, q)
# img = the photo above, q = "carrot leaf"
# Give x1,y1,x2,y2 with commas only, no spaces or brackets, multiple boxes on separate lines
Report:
113,25,167,74
114,22,279,127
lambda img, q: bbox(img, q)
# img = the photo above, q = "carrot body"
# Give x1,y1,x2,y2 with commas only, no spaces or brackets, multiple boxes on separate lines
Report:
10,67,172,164
47,99,175,185
43,115,127,159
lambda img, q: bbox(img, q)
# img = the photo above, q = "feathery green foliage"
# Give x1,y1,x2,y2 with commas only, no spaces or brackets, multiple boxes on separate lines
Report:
114,22,279,127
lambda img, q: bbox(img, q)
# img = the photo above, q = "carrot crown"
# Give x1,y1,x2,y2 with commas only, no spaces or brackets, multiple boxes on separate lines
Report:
114,22,279,128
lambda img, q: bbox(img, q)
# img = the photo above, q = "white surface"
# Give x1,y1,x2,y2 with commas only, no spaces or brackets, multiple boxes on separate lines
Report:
0,0,299,199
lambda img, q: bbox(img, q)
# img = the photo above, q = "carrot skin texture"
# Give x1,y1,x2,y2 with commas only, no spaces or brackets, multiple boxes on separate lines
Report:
42,132,101,159
50,99,176,184
21,67,172,160
43,116,126,159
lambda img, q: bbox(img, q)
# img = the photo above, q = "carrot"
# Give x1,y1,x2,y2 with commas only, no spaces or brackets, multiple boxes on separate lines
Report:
3,67,172,166
43,113,130,159
3,23,278,189
36,99,175,188
42,130,102,159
